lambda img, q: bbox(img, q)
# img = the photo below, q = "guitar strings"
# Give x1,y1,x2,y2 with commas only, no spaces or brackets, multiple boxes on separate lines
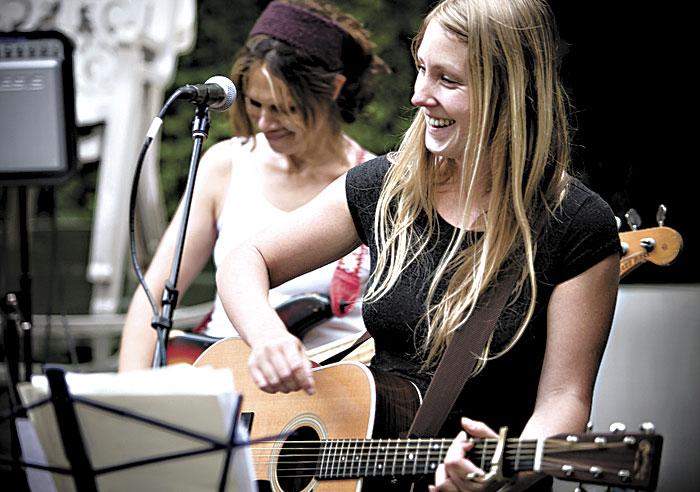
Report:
236,438,631,478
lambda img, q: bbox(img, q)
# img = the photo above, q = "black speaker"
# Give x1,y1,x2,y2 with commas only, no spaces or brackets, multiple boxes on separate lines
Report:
0,30,77,186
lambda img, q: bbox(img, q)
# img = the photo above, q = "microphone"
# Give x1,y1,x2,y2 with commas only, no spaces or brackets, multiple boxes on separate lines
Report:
178,75,237,111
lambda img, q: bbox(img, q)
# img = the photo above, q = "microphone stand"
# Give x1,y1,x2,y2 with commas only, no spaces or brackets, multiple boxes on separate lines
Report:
151,104,210,368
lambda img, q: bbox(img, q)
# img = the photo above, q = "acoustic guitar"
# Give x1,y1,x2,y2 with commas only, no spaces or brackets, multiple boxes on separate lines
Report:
194,338,663,492
168,225,685,366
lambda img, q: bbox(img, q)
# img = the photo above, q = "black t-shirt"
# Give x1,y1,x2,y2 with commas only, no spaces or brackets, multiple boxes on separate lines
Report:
346,155,621,438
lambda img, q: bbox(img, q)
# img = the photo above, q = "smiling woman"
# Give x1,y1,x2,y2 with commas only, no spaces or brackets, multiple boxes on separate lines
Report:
412,21,470,162
214,1,622,491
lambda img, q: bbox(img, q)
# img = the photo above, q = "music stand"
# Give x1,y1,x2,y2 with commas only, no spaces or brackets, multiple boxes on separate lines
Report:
1,366,257,491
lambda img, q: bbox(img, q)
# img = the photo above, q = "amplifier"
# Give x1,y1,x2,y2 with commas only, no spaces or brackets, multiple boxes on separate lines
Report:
0,31,76,186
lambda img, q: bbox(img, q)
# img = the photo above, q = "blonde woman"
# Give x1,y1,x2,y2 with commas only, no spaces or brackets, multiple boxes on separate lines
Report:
118,0,388,371
217,1,620,490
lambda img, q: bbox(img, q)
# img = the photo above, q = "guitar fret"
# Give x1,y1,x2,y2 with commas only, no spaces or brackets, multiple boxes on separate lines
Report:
409,439,418,475
332,440,340,478
332,440,341,477
379,439,387,476
428,438,440,473
401,439,408,475
413,439,420,475
371,438,379,476
364,439,371,477
510,440,538,472
391,439,399,475
344,440,351,477
480,439,489,471
321,440,332,479
418,442,430,474
422,439,430,474
425,439,432,474
350,439,358,477
335,441,346,477
346,440,352,477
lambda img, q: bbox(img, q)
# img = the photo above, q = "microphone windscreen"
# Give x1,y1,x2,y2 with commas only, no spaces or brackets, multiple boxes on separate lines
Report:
205,75,237,111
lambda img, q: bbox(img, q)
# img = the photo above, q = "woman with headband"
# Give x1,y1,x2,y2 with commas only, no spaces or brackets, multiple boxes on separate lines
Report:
118,0,389,371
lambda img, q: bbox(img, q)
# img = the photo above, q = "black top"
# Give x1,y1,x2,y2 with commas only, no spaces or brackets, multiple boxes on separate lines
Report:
346,155,621,437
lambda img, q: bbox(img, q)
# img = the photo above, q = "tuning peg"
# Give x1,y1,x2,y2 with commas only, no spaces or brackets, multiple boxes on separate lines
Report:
615,216,622,230
609,422,627,433
656,204,667,226
586,421,594,432
625,208,642,231
640,422,656,434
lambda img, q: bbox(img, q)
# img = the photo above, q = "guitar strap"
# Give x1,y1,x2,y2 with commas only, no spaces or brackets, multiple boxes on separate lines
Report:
407,268,519,438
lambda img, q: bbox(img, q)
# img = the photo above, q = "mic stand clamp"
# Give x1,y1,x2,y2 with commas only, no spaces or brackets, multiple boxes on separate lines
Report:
151,104,211,368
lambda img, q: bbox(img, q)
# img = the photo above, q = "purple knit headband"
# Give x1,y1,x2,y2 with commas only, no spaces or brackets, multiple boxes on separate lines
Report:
248,1,351,71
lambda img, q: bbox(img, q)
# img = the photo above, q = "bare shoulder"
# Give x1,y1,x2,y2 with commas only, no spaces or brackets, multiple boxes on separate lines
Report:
199,139,234,174
192,139,238,214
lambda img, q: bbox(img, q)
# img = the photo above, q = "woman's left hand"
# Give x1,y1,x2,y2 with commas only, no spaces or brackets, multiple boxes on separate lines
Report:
429,417,504,492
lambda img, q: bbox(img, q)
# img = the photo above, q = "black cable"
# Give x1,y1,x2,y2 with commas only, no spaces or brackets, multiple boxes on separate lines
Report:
128,88,185,317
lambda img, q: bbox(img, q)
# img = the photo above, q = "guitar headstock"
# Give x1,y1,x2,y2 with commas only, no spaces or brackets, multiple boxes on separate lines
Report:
542,425,663,490
618,206,683,278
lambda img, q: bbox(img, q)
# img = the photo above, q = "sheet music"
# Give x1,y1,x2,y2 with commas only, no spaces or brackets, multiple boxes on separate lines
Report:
17,364,257,492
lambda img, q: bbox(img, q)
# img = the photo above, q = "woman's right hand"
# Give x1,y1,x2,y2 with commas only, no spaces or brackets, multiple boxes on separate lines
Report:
247,330,315,395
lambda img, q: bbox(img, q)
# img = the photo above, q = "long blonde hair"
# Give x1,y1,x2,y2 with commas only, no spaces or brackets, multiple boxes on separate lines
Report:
364,0,570,371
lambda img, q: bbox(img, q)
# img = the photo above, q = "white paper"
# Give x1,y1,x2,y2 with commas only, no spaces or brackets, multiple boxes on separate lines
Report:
17,364,257,492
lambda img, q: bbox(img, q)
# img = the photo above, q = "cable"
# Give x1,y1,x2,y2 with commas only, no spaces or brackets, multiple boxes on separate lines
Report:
128,89,185,317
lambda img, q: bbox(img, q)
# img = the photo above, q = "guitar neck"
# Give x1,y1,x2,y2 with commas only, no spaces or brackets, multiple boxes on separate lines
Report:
316,437,541,480
313,433,661,489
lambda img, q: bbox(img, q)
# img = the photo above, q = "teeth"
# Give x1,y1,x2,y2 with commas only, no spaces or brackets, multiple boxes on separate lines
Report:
428,117,455,127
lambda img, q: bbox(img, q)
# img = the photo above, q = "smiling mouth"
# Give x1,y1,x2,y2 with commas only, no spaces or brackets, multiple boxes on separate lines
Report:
265,130,292,141
427,116,455,128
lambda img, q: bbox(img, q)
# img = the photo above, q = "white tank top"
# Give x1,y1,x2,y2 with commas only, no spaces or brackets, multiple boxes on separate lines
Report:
207,135,369,350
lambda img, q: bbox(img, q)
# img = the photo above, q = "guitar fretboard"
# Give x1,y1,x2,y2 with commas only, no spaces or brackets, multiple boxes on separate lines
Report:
311,438,540,479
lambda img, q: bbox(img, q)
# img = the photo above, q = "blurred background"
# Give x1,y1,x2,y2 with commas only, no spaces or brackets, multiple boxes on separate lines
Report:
1,1,697,491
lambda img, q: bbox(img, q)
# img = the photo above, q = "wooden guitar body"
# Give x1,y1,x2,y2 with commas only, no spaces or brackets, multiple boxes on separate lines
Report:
194,338,420,492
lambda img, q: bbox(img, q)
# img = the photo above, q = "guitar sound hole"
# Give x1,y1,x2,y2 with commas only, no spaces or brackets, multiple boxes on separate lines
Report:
277,425,319,492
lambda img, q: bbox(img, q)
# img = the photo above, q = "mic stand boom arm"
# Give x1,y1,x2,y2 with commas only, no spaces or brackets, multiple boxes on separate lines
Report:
151,104,211,368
